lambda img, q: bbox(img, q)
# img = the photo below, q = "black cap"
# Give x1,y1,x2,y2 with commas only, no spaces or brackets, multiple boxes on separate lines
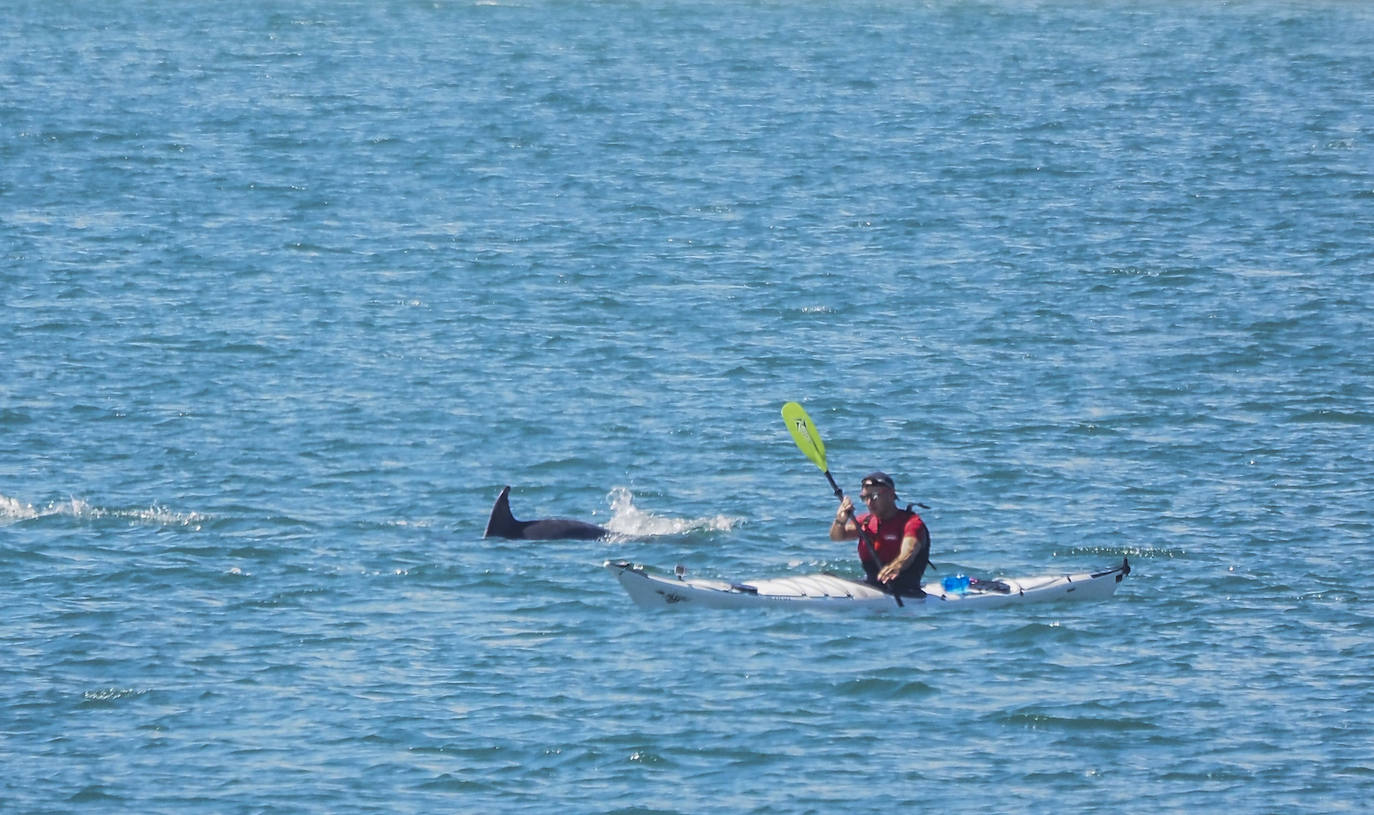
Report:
861,471,894,490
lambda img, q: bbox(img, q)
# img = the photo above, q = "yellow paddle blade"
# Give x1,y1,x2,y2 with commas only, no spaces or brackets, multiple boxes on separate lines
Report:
781,401,827,472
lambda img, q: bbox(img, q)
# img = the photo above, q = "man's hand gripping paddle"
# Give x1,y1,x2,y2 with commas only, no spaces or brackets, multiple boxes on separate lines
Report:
782,401,900,604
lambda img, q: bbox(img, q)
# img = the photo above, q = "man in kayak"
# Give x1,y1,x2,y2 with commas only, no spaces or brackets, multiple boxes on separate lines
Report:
828,471,930,596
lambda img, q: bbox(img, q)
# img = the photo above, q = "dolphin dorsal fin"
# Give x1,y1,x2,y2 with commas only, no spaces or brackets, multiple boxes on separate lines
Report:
484,486,523,538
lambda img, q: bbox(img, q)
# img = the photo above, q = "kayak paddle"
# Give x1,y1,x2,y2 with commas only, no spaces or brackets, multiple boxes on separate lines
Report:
781,401,893,600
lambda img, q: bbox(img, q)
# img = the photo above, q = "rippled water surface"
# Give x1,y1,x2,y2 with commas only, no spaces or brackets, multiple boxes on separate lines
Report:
3,1,1372,812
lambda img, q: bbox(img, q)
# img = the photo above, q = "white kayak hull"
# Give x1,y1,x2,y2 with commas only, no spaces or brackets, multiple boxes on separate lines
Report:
604,559,1130,611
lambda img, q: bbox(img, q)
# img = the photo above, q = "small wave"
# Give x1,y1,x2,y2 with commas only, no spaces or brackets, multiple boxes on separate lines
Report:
117,504,208,528
602,487,741,538
833,676,936,701
1052,543,1181,561
80,687,150,706
1288,409,1372,426
67,786,125,804
997,708,1159,733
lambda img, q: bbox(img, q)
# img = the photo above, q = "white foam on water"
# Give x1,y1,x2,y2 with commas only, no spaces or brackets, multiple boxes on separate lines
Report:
0,493,206,529
602,486,741,538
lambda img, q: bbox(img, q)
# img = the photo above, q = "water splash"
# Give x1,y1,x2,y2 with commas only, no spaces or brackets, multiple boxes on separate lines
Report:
0,493,39,523
602,487,740,538
0,493,205,529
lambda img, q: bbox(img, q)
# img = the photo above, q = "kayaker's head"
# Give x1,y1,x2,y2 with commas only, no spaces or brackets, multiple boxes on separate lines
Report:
859,472,899,518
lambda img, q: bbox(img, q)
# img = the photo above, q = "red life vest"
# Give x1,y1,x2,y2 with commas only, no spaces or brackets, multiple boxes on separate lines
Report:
857,507,929,570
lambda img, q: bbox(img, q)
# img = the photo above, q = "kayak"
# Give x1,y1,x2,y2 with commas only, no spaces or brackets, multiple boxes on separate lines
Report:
603,558,1130,611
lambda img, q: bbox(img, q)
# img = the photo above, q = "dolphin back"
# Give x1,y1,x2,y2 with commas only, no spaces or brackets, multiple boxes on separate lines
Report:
484,486,608,541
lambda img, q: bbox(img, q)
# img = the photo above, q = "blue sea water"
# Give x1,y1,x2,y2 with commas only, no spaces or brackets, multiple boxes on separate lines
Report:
3,0,1373,811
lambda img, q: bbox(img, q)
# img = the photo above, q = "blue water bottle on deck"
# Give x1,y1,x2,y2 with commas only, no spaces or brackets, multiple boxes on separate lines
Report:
942,574,970,595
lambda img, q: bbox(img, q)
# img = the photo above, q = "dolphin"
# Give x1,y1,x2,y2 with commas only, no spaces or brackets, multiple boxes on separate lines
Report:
483,486,609,540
